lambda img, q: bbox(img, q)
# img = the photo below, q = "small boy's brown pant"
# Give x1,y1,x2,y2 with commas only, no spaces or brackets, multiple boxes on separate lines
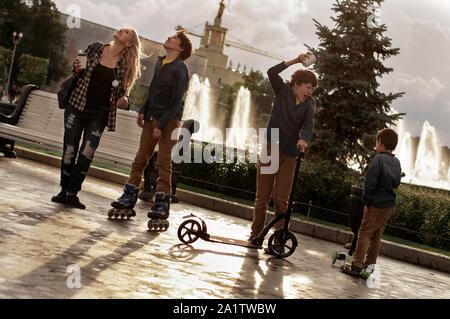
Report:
251,143,297,237
128,117,180,194
352,205,395,268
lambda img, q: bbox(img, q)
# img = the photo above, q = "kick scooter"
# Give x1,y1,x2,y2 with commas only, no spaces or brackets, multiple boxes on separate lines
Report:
331,185,374,279
332,173,404,279
177,148,306,259
331,185,364,267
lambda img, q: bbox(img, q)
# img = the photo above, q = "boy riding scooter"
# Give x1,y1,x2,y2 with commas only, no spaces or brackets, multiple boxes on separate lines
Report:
341,128,402,277
248,52,318,255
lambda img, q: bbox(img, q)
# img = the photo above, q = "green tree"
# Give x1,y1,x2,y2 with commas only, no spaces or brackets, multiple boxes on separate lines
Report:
307,0,404,171
0,47,12,84
0,0,69,85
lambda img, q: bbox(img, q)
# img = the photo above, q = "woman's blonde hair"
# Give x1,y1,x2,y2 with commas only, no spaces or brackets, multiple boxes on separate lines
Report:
117,28,143,94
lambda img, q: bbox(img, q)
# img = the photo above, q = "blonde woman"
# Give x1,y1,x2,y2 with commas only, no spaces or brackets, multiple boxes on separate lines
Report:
52,28,142,209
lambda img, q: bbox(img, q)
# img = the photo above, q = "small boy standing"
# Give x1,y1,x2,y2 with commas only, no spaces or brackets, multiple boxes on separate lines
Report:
342,128,402,275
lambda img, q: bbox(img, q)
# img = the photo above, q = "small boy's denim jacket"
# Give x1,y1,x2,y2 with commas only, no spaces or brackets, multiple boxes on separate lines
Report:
362,152,402,208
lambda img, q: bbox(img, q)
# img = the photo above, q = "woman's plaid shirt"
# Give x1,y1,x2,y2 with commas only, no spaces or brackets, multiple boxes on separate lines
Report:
68,41,127,132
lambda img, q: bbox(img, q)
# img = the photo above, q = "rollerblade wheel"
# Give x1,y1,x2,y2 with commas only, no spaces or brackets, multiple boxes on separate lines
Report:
177,219,201,244
267,230,298,258
108,209,114,218
131,210,136,217
121,213,126,219
148,220,157,230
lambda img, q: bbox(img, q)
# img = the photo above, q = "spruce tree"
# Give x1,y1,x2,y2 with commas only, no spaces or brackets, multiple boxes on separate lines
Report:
307,0,404,171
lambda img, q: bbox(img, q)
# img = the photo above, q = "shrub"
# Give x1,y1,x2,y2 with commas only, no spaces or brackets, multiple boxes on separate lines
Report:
0,46,49,87
17,54,49,87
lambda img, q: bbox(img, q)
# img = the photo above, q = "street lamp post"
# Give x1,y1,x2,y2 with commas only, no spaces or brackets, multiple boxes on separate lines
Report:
3,31,24,104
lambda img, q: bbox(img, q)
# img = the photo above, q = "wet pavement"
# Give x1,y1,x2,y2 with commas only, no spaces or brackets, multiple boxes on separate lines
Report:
0,156,449,299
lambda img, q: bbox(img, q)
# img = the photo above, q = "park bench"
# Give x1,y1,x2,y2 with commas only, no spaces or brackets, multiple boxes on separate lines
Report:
0,102,15,116
0,85,197,200
0,85,145,170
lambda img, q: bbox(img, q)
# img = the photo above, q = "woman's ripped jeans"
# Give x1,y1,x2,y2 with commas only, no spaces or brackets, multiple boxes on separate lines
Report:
60,106,108,194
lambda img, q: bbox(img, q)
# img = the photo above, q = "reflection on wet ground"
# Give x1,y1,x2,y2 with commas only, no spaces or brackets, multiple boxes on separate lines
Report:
0,156,449,298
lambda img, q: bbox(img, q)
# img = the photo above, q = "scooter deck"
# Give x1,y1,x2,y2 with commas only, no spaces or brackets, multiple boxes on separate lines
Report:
206,234,262,249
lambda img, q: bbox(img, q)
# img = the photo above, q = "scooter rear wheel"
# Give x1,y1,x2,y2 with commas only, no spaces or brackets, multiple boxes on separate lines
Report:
178,219,202,244
268,230,298,258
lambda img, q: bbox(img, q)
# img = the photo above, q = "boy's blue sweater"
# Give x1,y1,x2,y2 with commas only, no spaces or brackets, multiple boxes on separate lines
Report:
265,62,315,157
362,152,402,208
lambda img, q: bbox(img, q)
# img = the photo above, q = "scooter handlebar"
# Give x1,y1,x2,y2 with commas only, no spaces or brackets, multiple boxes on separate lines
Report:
297,147,305,158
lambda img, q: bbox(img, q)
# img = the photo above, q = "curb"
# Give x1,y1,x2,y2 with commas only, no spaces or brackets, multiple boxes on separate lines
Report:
12,146,450,274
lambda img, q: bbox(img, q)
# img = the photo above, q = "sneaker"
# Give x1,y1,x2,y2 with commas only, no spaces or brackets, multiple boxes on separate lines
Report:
360,264,376,279
264,244,285,256
66,194,86,210
247,235,262,248
340,264,362,276
344,242,352,249
51,191,67,203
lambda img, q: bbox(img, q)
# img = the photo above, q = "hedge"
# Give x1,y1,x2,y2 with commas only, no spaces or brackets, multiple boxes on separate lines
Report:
17,54,49,87
0,46,49,87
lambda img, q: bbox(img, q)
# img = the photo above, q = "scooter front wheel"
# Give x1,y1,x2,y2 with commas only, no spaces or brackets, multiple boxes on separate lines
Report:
178,219,202,244
268,230,298,258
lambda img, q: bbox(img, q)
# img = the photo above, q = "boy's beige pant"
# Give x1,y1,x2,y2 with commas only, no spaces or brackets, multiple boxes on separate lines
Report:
251,142,297,237
352,205,395,268
128,118,180,194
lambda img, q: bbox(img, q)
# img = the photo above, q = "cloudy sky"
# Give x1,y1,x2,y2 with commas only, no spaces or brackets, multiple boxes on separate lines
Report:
52,0,450,147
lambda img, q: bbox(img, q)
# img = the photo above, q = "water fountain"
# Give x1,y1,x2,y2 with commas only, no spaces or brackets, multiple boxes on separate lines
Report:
226,87,251,150
396,119,415,181
183,75,256,162
394,119,449,190
182,74,215,142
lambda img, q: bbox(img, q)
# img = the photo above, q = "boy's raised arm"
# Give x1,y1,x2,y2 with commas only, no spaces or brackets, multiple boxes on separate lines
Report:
267,53,313,94
267,62,288,95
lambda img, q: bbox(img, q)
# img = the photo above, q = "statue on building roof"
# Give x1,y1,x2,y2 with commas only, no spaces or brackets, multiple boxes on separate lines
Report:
215,0,225,25
217,0,225,20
